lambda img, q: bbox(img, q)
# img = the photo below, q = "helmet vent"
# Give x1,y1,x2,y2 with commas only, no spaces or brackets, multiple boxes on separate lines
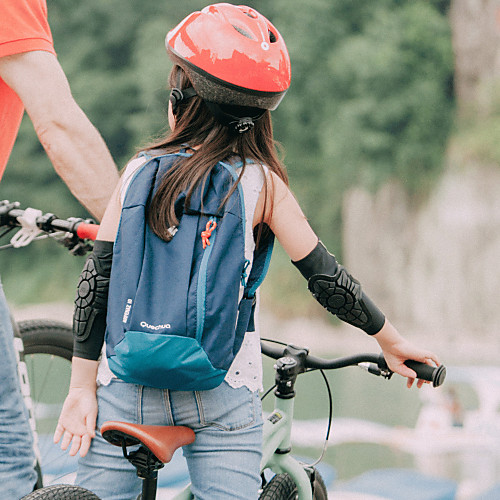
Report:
232,25,254,40
268,30,277,43
243,10,258,19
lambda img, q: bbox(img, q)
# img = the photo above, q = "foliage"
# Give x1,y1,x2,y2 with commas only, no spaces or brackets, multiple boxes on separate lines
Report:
0,0,454,312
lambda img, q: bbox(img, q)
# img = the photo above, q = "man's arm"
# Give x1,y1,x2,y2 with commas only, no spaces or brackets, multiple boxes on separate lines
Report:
0,50,119,220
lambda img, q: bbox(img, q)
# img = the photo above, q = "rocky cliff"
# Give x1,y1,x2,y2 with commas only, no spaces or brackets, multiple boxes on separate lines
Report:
342,0,500,346
343,157,500,342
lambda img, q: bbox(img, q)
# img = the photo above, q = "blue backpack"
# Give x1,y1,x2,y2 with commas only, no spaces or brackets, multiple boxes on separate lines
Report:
105,150,274,390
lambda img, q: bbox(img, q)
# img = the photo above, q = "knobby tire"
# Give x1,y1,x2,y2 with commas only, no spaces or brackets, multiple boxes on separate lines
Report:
17,319,73,360
260,469,328,500
21,484,100,499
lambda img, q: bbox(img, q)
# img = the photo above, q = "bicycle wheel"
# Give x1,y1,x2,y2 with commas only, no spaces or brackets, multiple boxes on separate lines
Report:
15,319,77,486
21,484,100,499
260,468,328,500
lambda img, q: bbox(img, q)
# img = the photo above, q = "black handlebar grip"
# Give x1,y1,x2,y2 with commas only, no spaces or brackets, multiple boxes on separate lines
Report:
404,360,446,387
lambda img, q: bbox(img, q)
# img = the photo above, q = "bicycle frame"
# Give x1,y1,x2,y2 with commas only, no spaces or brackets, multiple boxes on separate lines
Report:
262,396,313,500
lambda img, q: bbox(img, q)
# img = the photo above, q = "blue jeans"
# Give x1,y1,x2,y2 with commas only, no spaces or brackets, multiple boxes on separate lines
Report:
0,279,37,499
77,379,263,500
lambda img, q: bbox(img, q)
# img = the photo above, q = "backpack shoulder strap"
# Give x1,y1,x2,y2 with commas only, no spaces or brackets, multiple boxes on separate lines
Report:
217,157,273,338
235,231,275,337
244,232,274,299
121,151,193,207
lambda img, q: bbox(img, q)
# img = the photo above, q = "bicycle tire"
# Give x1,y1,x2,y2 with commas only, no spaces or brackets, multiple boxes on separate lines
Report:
18,319,73,360
15,319,76,486
21,484,100,499
312,471,328,500
259,469,328,500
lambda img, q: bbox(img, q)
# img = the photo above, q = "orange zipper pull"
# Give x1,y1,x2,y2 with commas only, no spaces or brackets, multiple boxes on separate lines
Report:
201,219,217,249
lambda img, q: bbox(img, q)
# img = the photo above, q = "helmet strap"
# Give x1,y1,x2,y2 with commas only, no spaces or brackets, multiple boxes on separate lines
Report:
205,102,265,134
170,87,198,114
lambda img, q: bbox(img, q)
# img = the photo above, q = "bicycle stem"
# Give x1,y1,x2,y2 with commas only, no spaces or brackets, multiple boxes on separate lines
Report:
260,346,314,500
263,345,309,456
274,345,309,398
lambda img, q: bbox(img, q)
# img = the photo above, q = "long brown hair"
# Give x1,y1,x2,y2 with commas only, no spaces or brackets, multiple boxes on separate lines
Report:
144,65,289,242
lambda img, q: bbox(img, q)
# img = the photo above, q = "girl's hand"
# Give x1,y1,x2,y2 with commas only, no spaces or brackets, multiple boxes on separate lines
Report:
374,320,440,388
54,387,98,457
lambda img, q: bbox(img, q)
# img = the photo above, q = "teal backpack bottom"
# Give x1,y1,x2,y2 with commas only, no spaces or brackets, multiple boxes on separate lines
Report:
108,331,227,391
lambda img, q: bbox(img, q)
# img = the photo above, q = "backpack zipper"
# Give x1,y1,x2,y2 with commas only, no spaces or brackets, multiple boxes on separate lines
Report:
195,217,218,342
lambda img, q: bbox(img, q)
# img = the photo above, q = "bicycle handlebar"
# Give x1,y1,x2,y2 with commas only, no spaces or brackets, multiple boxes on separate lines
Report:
0,200,98,255
260,341,446,387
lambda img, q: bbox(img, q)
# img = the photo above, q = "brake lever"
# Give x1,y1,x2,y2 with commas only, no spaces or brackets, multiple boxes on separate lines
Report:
10,208,43,248
358,362,394,380
56,233,93,256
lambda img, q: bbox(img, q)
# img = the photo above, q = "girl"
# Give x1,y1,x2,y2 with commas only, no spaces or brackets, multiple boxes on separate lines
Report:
55,4,440,499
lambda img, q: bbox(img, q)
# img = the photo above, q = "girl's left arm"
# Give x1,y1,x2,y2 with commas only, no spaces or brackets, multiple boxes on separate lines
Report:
254,171,317,262
254,171,440,386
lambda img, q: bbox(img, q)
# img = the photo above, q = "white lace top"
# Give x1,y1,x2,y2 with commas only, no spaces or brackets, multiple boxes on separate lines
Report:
97,155,266,392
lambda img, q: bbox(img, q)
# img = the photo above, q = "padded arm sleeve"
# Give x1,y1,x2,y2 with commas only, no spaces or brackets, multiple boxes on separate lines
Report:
73,240,113,360
292,241,385,335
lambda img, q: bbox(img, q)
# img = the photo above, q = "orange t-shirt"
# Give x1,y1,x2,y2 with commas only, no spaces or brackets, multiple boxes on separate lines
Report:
0,0,55,180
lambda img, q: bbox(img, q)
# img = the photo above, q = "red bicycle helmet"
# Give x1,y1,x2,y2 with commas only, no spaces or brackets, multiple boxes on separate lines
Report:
166,3,291,111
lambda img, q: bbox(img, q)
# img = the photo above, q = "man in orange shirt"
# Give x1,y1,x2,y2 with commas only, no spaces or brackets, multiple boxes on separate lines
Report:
0,1,119,497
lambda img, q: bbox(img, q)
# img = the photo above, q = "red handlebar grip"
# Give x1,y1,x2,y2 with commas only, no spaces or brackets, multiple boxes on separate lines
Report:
77,223,100,241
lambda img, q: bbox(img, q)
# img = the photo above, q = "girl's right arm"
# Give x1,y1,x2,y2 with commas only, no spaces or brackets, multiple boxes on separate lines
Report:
53,357,98,457
54,179,125,457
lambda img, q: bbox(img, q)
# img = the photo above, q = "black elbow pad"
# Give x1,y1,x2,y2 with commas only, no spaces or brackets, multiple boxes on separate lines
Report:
292,241,385,335
73,240,113,360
